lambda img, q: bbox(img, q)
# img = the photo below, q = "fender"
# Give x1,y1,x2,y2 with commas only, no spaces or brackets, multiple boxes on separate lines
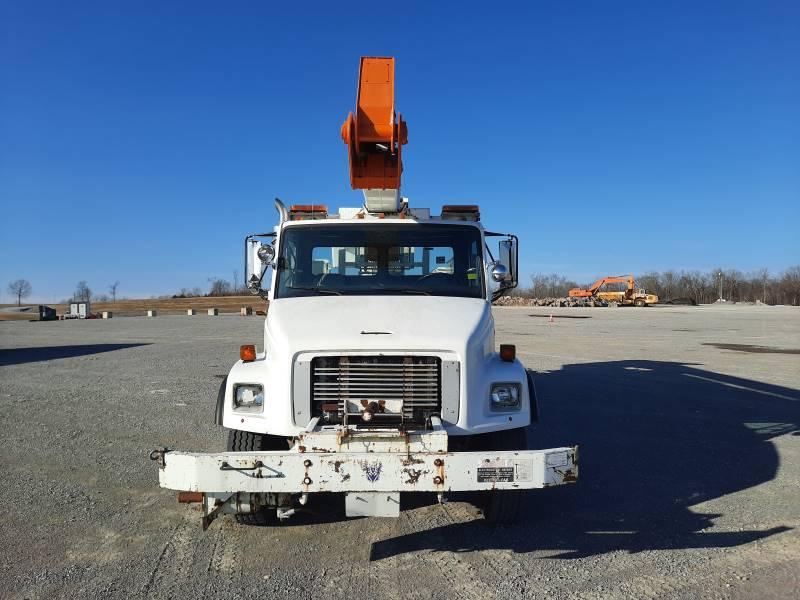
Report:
220,357,302,437
214,376,227,426
527,370,540,422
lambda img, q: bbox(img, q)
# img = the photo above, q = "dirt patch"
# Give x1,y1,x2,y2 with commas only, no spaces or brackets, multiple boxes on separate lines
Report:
703,343,800,355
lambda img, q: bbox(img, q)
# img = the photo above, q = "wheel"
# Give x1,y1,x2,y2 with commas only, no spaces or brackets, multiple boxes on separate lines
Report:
233,507,272,526
226,428,289,452
226,429,288,525
476,427,529,525
634,298,645,307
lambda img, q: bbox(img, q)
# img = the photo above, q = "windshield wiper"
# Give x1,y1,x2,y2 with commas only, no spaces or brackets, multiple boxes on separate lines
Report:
376,288,431,295
287,286,343,295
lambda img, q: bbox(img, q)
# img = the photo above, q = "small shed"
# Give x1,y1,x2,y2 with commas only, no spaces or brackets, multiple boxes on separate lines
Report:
69,301,91,319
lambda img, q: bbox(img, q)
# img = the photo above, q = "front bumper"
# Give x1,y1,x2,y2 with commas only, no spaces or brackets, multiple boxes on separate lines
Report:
156,446,578,494
152,420,578,527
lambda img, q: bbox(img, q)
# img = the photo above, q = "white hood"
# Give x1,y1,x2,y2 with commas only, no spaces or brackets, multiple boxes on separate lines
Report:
229,295,529,437
265,295,492,355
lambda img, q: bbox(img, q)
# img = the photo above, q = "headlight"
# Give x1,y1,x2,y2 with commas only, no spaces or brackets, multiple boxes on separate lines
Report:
234,384,264,409
490,383,521,411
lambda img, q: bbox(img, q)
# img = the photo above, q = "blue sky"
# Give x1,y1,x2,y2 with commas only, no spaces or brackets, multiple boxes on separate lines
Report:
1,1,798,302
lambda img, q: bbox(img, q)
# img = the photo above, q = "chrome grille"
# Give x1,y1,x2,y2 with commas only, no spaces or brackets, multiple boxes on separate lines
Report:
311,356,441,423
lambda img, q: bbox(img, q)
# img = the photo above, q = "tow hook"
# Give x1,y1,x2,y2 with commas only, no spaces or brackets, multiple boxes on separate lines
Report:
149,447,170,469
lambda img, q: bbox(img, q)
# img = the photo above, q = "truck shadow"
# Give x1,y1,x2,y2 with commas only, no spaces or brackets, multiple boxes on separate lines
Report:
368,360,798,560
0,343,150,366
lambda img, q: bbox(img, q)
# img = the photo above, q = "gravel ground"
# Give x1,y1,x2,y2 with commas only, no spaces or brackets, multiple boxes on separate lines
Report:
0,305,798,599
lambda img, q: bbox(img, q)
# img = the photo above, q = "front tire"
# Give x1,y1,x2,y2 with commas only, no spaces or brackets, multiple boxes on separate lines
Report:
477,427,529,525
226,429,288,525
226,429,288,452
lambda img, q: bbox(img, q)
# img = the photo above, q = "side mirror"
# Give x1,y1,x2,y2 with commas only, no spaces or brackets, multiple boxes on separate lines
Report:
245,236,275,295
491,263,509,282
498,237,518,287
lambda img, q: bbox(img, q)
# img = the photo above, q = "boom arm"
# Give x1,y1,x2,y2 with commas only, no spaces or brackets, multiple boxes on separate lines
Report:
569,275,635,298
341,57,408,212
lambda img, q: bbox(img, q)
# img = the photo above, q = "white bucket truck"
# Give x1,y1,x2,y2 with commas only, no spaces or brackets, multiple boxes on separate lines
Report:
151,57,578,528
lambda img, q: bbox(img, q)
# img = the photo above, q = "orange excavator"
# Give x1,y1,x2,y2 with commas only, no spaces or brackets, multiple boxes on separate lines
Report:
569,275,659,307
341,57,408,213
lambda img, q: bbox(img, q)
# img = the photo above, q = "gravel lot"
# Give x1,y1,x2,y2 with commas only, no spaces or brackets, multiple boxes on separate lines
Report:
1,305,798,599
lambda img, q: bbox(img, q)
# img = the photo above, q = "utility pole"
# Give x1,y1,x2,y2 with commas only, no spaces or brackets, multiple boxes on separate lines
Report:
718,271,723,301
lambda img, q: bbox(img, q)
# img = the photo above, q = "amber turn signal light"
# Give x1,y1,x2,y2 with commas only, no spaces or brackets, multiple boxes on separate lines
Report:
499,344,516,362
240,344,256,362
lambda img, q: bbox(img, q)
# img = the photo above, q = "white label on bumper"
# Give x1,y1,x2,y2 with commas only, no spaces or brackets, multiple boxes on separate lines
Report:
514,459,533,482
476,459,534,483
546,451,569,468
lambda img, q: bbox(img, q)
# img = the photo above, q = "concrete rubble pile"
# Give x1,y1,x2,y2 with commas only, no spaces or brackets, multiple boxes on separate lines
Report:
494,296,609,308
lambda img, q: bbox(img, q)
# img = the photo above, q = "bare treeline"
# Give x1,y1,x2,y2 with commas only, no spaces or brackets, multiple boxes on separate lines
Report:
166,277,247,299
528,274,581,299
519,267,800,306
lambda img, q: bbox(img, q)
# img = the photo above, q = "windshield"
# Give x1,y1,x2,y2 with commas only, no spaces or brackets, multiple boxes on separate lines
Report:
275,224,484,299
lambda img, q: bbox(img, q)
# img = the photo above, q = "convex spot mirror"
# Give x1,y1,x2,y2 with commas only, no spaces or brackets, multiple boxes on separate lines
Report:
257,244,275,265
491,263,509,282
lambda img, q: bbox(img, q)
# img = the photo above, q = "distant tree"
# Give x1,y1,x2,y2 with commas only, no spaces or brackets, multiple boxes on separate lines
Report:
530,274,548,298
7,279,32,305
208,277,232,297
725,269,744,302
74,281,92,302
757,268,772,304
527,273,578,298
660,270,676,300
637,272,661,295
109,281,120,302
780,266,800,306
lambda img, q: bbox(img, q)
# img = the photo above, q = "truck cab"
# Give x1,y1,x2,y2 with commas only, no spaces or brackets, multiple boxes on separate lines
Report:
231,202,529,437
